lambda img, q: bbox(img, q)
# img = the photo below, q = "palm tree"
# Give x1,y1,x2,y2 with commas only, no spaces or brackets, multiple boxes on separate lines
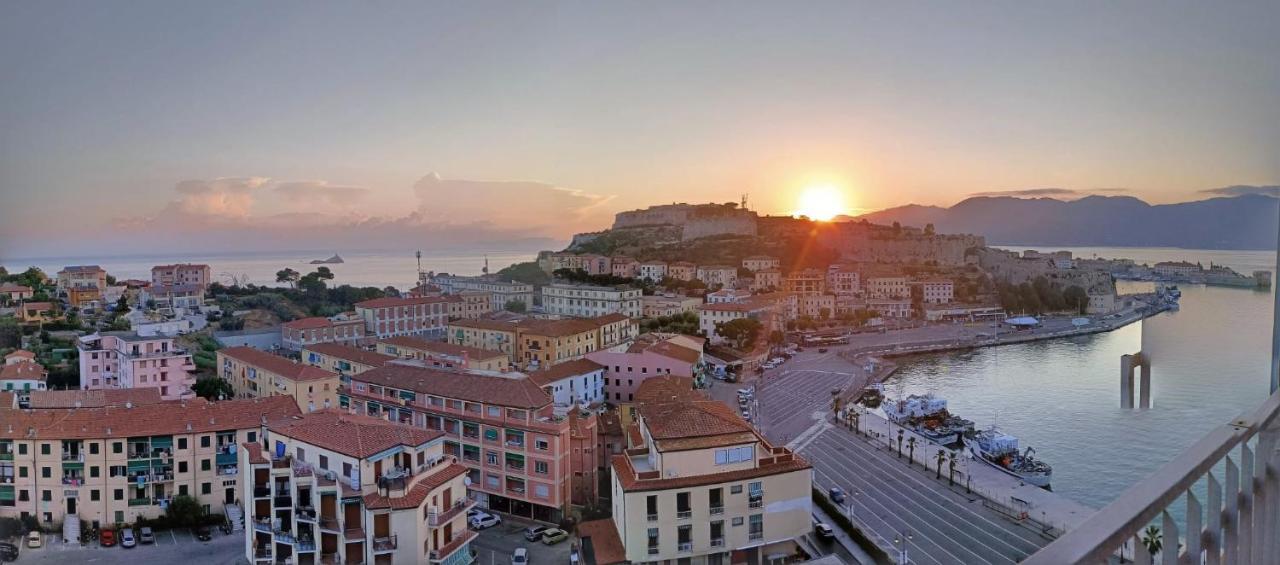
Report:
935,449,946,480
896,429,905,459
1140,525,1162,557
947,452,957,486
906,436,918,465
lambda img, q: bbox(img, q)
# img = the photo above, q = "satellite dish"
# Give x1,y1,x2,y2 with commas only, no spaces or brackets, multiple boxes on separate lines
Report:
463,476,473,487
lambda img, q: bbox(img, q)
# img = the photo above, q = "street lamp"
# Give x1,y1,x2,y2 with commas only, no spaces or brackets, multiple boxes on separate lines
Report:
893,530,914,564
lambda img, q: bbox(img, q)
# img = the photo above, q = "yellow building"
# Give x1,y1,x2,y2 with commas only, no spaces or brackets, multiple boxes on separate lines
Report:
16,302,60,324
375,336,508,371
449,314,635,370
241,411,474,565
217,347,341,413
606,399,812,564
446,319,519,361
300,343,395,377
0,394,298,527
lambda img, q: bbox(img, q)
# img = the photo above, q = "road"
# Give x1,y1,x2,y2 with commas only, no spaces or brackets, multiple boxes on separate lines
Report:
9,526,245,565
709,348,1056,564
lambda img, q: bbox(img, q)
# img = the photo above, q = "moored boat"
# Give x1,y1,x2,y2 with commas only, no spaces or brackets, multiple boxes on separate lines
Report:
883,394,973,447
966,427,1052,488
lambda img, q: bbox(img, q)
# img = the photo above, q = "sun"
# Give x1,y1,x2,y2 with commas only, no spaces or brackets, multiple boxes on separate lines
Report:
792,184,847,221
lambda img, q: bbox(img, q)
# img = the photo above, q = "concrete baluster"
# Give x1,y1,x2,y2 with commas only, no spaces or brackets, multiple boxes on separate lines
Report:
1205,471,1221,565
1239,444,1254,565
1185,489,1201,564
1160,511,1177,565
1224,456,1239,565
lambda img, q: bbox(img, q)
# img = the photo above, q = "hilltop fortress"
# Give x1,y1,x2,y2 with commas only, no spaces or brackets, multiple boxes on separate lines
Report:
612,202,758,240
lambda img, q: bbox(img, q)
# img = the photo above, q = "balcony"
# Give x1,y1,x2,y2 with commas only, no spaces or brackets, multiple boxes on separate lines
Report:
428,530,476,563
254,486,271,498
710,538,725,548
254,547,272,560
297,539,317,552
60,476,85,486
678,542,693,552
253,521,272,533
676,510,692,520
748,531,763,541
273,495,293,508
318,516,340,532
61,452,84,462
647,547,659,556
1024,388,1280,564
709,505,724,516
296,506,317,521
128,497,152,507
647,513,658,522
428,497,476,527
371,534,397,553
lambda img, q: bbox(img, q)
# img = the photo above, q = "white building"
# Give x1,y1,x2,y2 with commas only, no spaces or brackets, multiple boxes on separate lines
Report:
826,264,860,295
429,274,534,310
528,358,607,409
918,280,954,304
541,283,642,318
696,266,738,289
638,261,668,283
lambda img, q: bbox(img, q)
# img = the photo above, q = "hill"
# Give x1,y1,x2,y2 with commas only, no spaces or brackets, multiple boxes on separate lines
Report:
855,194,1279,249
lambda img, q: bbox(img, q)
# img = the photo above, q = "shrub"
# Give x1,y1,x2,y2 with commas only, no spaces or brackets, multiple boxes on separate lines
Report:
812,487,892,564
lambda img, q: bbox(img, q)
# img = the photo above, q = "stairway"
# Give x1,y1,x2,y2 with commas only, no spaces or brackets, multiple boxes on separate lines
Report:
224,503,244,532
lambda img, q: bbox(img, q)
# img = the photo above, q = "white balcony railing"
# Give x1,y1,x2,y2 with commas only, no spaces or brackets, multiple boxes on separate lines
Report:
1025,389,1280,564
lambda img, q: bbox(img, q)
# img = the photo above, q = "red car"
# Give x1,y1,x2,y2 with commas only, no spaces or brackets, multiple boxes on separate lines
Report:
100,529,116,547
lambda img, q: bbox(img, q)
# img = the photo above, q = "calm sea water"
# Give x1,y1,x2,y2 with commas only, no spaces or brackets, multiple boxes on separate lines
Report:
0,250,536,290
891,247,1276,510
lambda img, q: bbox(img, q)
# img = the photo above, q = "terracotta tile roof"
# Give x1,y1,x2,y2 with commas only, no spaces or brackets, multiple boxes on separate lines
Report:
25,388,163,409
0,395,299,440
645,340,702,364
577,518,627,565
282,317,335,330
519,318,601,337
639,400,753,446
354,364,552,410
303,343,396,367
592,313,630,325
241,442,268,464
597,411,623,437
379,336,505,360
449,318,521,332
220,346,339,382
611,451,811,492
633,376,704,405
362,462,469,510
0,284,32,293
354,296,453,309
527,359,605,387
0,361,45,382
4,350,36,360
269,410,444,459
59,265,105,273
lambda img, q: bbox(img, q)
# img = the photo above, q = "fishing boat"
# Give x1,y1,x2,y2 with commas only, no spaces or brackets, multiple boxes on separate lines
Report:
966,427,1052,488
883,394,973,447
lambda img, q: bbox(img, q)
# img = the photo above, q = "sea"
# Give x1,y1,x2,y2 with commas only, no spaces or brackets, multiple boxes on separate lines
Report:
890,246,1277,512
0,250,538,290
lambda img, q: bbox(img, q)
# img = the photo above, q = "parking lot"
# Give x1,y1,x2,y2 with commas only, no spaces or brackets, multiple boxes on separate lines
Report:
5,527,245,564
471,515,577,565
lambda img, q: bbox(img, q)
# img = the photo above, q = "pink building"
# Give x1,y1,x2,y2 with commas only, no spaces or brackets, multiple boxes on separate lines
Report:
150,263,212,293
354,296,452,339
586,334,704,403
77,332,197,400
281,314,368,350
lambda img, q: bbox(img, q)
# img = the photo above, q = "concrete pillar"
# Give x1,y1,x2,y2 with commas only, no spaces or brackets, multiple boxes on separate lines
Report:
1139,360,1152,409
1120,354,1135,409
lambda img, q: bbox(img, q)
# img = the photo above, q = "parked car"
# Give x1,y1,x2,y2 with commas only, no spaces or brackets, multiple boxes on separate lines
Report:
139,527,155,544
511,547,529,565
523,526,549,541
814,522,835,540
25,532,41,549
541,528,569,545
470,514,502,530
100,529,116,547
120,528,136,548
828,487,846,504
467,508,487,520
196,526,213,541
0,542,18,562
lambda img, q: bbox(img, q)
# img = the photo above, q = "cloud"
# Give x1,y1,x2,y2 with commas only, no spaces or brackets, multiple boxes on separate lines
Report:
169,177,270,218
969,187,1079,198
274,181,371,205
411,173,614,230
1197,184,1280,197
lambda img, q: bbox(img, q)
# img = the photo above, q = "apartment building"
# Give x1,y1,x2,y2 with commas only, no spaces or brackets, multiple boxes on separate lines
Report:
696,266,738,289
281,315,368,351
68,286,103,310
641,295,701,318
240,411,473,565
526,359,607,408
217,347,341,412
429,275,534,311
607,398,812,564
697,300,778,346
1,352,47,402
706,289,751,304
866,275,909,299
56,265,107,293
782,268,826,295
545,253,612,276
448,315,636,370
0,283,34,303
301,343,395,379
826,264,860,295
16,302,59,324
917,280,954,304
78,332,197,400
376,336,508,372
741,256,780,272
150,264,212,293
799,294,836,319
344,364,597,521
145,284,204,310
446,319,520,362
750,268,782,292
448,291,491,319
0,395,298,528
637,262,668,283
667,261,697,282
867,298,913,318
610,257,639,279
354,296,453,339
541,283,642,319
588,334,705,403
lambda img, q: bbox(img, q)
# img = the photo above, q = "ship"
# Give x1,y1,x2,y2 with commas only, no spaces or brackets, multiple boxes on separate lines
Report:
966,427,1052,488
310,254,345,265
882,394,974,447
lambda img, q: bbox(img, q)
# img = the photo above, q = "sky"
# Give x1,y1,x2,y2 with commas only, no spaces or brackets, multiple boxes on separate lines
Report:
1,1,1278,259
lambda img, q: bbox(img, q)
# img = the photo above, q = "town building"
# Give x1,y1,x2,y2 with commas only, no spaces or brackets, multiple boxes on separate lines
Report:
301,343,396,379
376,336,509,371
150,264,212,294
641,295,702,318
1,351,47,402
667,261,697,282
354,296,453,339
445,319,520,362
0,284,34,303
429,275,534,311
1153,261,1202,278
447,291,492,319
782,269,825,295
144,284,204,311
527,358,607,408
0,395,298,528
706,288,752,304
917,280,954,304
749,268,781,292
217,347,341,412
240,410,473,565
1088,290,1117,314
448,315,635,370
16,302,59,324
867,298,913,318
587,334,705,403
606,397,812,564
541,283,642,318
866,275,909,299
638,261,668,283
696,266,738,289
697,301,776,346
68,285,104,310
281,314,368,351
799,294,836,319
56,265,107,293
610,257,639,279
77,332,197,400
826,264,860,295
924,305,1007,323
741,256,780,272
344,363,597,521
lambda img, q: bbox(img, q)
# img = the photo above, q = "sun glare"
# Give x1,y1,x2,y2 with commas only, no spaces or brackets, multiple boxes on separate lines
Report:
793,184,846,221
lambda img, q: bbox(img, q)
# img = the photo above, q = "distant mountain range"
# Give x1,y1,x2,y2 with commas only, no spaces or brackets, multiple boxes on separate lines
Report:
852,194,1280,250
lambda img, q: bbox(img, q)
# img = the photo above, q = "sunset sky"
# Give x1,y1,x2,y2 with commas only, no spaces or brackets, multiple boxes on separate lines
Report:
2,1,1277,259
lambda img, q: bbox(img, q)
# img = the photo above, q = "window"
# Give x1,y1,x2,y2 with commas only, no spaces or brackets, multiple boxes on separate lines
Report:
17,467,25,478
749,514,763,540
715,446,753,465
90,490,100,502
534,461,548,474
40,467,50,479
200,435,211,448
535,439,549,451
647,528,659,555
179,462,188,473
202,482,211,495
112,442,122,454
90,466,100,478
201,459,211,471
676,492,691,518
40,444,50,455
730,484,743,494
247,431,257,443
114,489,124,501
732,516,744,526
534,484,549,498
319,455,329,470
646,495,658,521
178,438,187,450
17,444,26,455
89,443,99,455
41,490,51,502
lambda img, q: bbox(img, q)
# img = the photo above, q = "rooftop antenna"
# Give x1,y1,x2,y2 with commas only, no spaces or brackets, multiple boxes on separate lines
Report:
483,255,489,275
741,193,749,210
416,250,423,282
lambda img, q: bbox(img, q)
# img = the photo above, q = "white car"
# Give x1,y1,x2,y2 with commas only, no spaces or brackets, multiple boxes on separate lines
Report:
120,528,137,548
512,547,529,565
470,514,502,530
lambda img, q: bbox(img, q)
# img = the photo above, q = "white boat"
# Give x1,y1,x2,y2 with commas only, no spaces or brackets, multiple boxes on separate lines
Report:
884,394,973,447
966,427,1052,488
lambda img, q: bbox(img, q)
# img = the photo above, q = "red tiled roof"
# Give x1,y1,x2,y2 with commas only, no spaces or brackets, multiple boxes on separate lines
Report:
220,346,339,382
0,284,32,293
241,442,268,464
379,336,505,360
640,400,752,442
577,518,627,565
4,350,36,360
645,340,701,364
354,364,551,410
0,361,45,382
633,376,704,405
303,343,396,367
269,410,444,459
282,317,335,330
611,451,810,492
25,388,163,409
527,359,605,387
362,463,469,510
0,396,299,440
449,318,521,332
354,296,453,309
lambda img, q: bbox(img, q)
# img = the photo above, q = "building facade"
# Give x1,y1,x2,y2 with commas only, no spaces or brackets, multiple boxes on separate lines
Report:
429,275,534,310
150,264,212,294
918,280,954,304
217,347,341,412
78,332,197,400
301,343,396,379
541,283,642,319
696,266,738,289
638,262,668,283
376,337,509,372
56,265,107,293
355,296,453,339
741,256,780,272
281,315,368,351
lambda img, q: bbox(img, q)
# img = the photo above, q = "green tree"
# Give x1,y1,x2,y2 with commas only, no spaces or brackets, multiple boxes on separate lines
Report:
1140,525,1162,557
165,494,207,528
191,377,235,401
924,223,936,236
504,299,528,313
275,268,301,288
496,262,549,286
716,318,762,350
1063,285,1088,315
768,330,785,345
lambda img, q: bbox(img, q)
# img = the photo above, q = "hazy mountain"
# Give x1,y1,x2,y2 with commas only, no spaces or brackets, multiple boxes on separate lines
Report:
855,194,1279,249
